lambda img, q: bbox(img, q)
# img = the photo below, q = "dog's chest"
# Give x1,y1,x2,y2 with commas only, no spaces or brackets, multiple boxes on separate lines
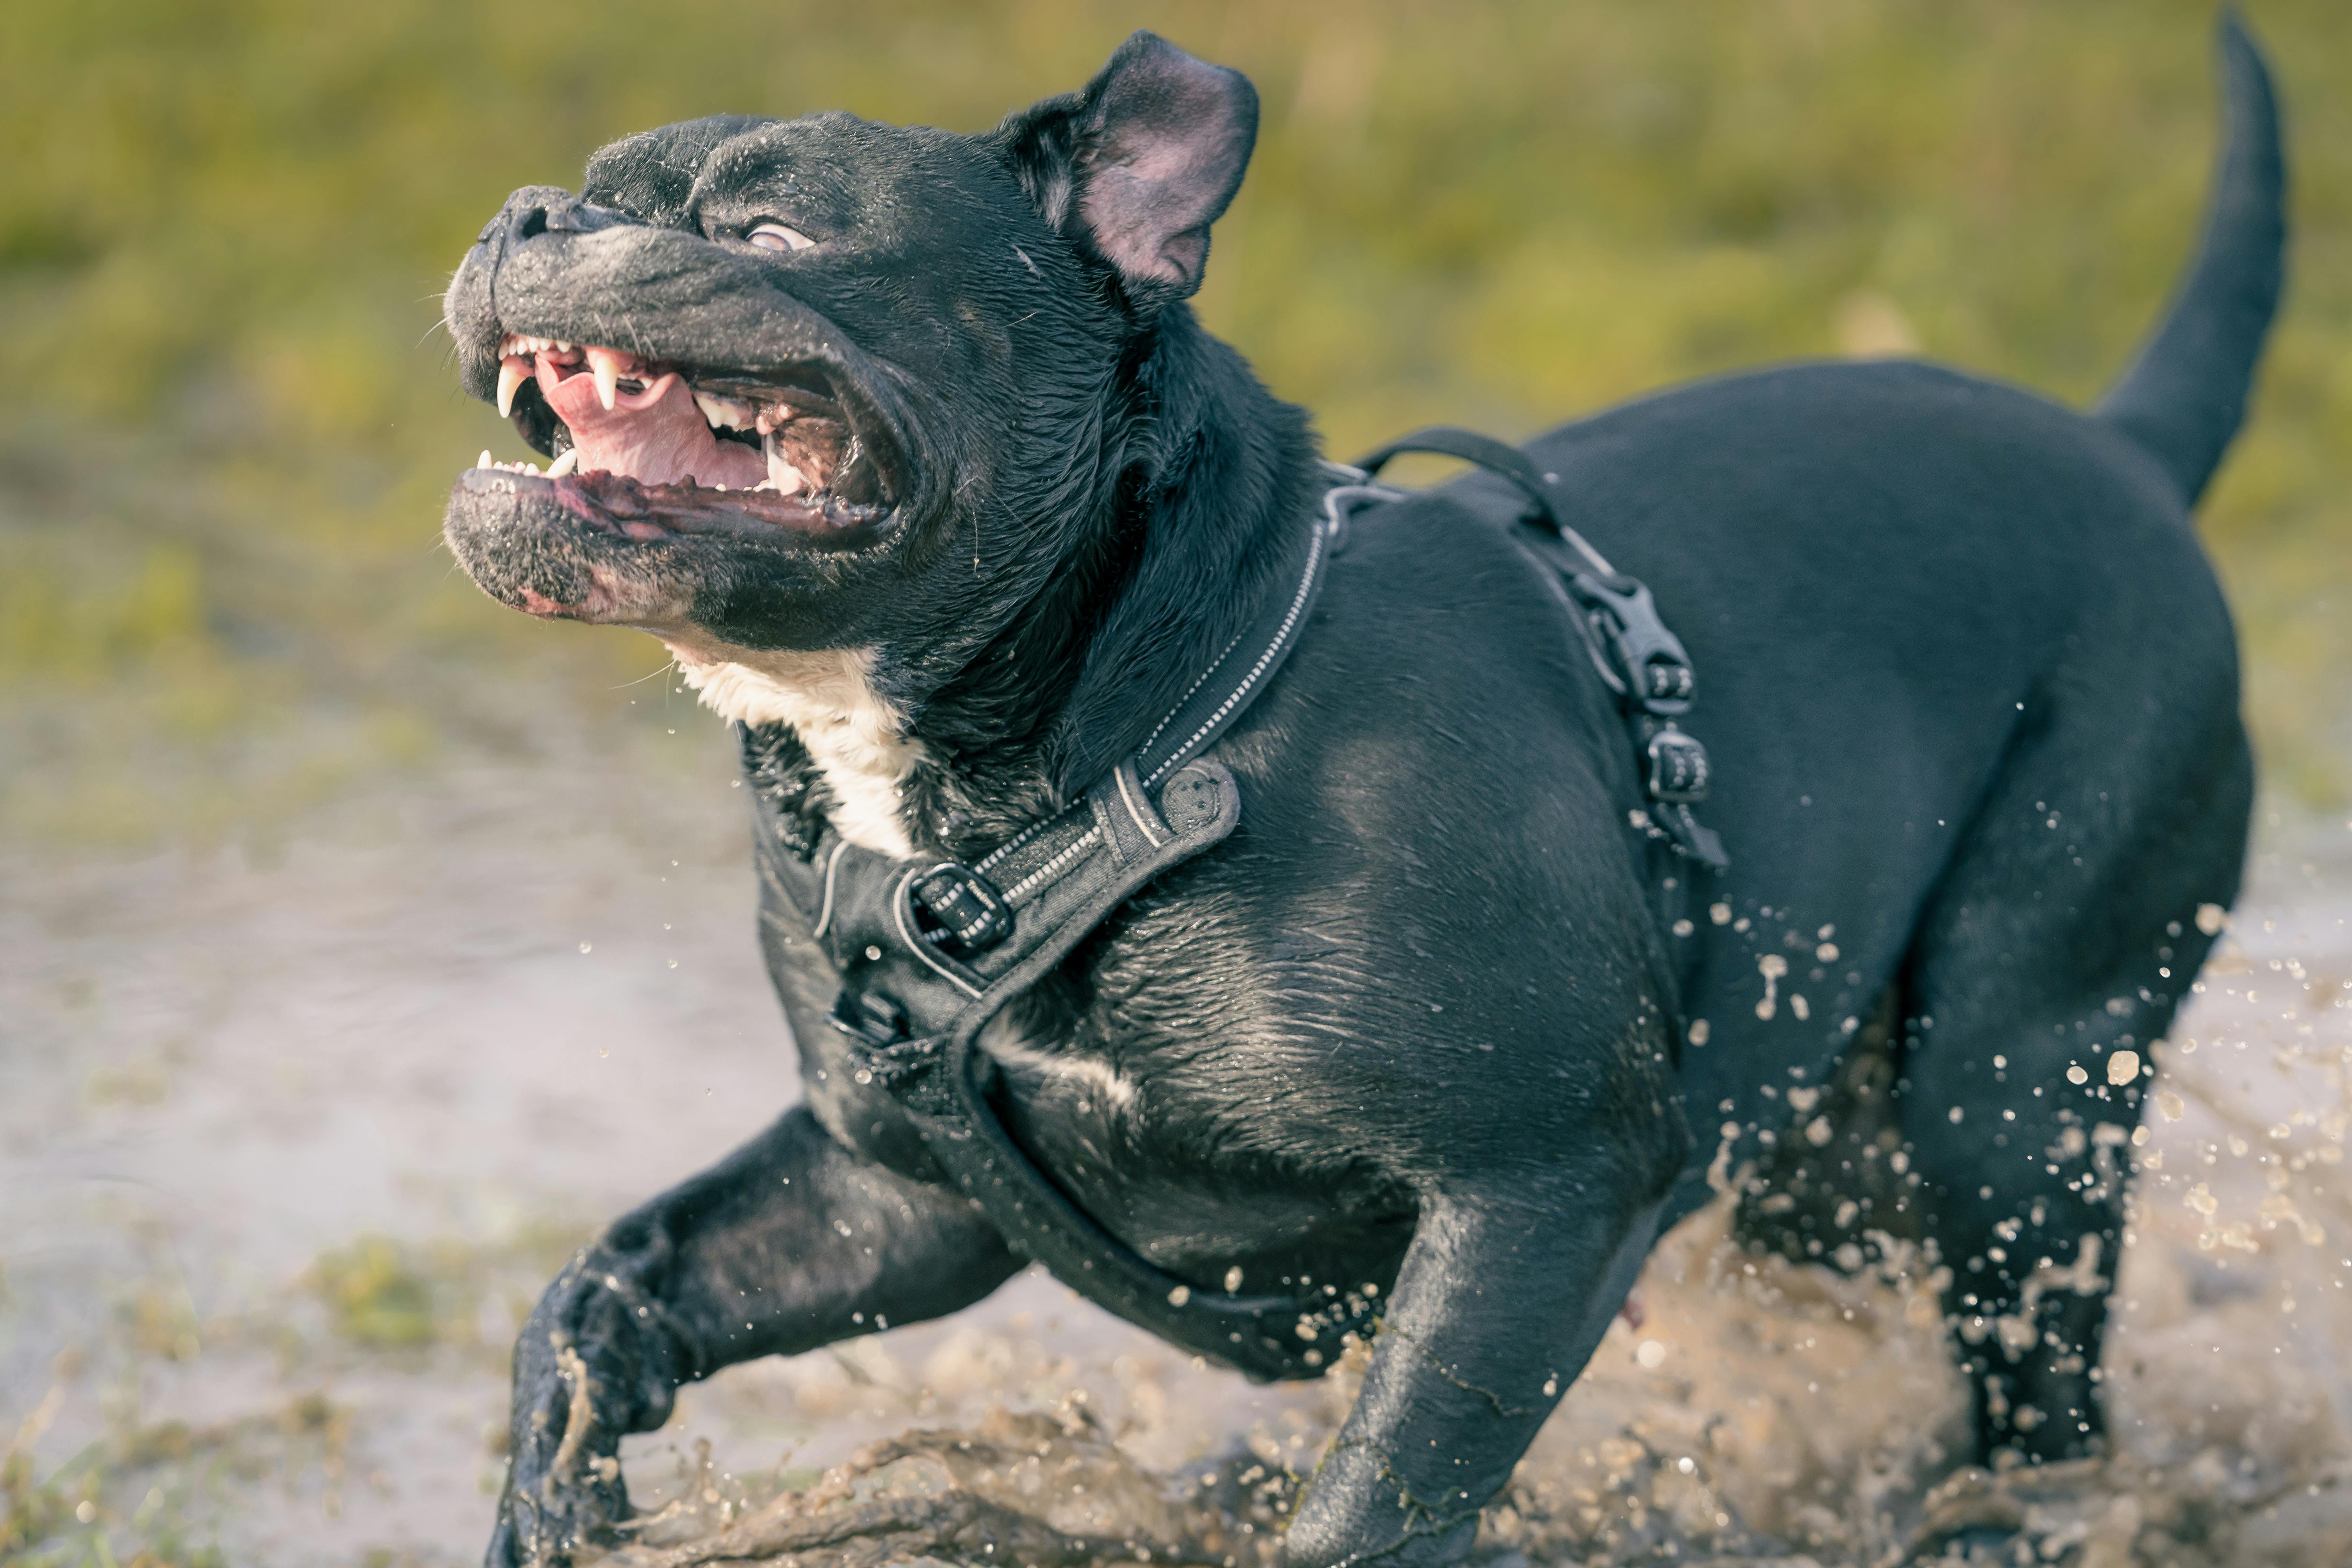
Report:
676,646,928,857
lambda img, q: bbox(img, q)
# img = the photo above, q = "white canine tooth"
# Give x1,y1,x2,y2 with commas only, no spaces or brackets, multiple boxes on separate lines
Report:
589,349,622,412
546,448,581,477
478,449,494,470
497,359,529,418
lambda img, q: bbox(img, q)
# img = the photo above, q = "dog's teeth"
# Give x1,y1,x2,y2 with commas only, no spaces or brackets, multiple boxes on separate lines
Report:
694,392,754,431
478,449,494,470
496,357,530,418
764,440,807,496
585,347,630,412
546,448,581,478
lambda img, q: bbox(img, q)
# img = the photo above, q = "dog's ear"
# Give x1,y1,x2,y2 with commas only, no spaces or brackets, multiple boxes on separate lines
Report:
999,31,1259,313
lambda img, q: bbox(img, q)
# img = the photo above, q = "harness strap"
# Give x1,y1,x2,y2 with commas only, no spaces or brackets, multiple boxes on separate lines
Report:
1355,429,1728,870
769,491,1375,1381
753,438,1726,1384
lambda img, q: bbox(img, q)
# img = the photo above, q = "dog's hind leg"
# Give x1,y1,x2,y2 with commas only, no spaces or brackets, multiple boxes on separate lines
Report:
1731,991,1921,1268
1894,674,2249,1473
486,1105,1021,1567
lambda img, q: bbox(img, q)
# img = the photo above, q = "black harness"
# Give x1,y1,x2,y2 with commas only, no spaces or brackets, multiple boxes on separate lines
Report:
747,430,1723,1382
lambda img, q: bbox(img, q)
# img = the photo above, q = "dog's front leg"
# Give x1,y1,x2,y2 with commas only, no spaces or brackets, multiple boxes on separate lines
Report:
1282,1186,1662,1568
486,1105,1022,1567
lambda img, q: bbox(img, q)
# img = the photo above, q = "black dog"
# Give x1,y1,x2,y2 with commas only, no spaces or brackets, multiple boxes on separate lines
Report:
441,19,2282,1566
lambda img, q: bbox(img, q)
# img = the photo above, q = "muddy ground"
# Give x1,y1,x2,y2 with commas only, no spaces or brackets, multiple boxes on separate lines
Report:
4,723,2348,1566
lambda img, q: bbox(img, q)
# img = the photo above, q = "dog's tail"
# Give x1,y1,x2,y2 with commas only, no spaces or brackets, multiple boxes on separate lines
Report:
2095,12,2286,509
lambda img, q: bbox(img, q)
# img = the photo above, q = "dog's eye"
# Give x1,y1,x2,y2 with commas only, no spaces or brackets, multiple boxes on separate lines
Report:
747,223,816,253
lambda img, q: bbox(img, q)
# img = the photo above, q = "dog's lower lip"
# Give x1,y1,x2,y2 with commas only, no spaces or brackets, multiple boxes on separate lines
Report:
458,464,895,545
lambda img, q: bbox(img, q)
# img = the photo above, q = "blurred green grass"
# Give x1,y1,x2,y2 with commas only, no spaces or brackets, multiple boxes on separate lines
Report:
2,0,2346,848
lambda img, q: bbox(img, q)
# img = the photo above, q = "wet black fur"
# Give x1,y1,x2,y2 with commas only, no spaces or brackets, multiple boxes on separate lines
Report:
440,23,2285,1568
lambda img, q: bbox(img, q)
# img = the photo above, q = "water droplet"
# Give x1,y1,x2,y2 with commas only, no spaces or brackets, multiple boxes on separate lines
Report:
578,941,593,954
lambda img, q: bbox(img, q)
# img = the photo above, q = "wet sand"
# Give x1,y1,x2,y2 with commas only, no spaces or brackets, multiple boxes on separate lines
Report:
3,727,2347,1564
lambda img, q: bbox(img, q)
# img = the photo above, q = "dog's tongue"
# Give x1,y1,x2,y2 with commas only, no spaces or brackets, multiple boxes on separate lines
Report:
541,361,766,489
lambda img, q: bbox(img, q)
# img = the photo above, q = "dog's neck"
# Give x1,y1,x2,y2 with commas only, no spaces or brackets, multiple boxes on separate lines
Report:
683,312,1322,860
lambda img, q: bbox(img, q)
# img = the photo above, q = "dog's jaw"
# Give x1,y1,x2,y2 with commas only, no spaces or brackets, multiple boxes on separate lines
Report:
672,645,928,857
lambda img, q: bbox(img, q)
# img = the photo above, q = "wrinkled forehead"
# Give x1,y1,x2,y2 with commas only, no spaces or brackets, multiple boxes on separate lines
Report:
581,114,772,223
581,112,984,231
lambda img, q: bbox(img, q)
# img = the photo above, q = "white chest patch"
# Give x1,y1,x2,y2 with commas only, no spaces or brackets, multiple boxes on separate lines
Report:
977,1008,1139,1114
672,646,929,857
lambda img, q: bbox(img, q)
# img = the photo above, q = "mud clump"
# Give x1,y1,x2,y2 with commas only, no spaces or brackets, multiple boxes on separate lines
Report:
591,1407,1279,1568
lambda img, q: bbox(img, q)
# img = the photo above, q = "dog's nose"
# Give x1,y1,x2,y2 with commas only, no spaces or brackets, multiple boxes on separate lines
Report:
477,187,640,252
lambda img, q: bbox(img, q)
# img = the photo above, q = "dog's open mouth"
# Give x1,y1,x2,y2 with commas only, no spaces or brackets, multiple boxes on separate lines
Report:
464,336,896,542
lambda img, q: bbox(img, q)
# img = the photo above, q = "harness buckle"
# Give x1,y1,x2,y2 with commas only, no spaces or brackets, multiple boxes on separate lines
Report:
910,863,1012,955
830,990,959,1101
1571,573,1696,717
1644,725,1712,804
829,988,909,1047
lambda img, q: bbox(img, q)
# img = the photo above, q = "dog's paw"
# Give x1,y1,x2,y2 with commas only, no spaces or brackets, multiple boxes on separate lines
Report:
486,1309,654,1564
482,1410,630,1568
486,1239,691,1566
